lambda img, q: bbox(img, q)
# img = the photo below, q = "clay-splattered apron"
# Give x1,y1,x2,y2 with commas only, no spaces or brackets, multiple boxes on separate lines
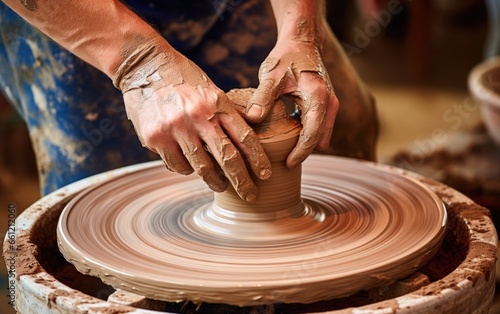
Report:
0,0,276,195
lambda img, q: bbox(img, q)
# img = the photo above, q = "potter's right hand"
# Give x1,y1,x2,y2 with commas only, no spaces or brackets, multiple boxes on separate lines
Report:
113,36,272,202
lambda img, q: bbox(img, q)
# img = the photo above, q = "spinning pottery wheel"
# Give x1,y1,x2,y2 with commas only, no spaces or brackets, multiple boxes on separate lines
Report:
57,89,447,307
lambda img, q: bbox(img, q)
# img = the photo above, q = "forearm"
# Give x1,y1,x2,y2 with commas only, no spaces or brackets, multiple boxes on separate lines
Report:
2,0,168,77
268,0,325,43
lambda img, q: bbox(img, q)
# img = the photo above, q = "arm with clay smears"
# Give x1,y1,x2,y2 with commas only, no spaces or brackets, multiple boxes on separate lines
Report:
1,0,157,77
247,0,339,169
2,0,272,202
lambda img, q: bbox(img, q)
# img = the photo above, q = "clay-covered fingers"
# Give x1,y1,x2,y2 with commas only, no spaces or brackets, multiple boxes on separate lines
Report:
146,130,228,193
116,39,269,200
287,75,339,169
178,138,229,193
159,146,193,175
247,79,280,124
314,89,338,151
205,133,257,202
231,124,272,181
246,57,290,124
206,112,272,202
247,41,339,169
220,112,272,179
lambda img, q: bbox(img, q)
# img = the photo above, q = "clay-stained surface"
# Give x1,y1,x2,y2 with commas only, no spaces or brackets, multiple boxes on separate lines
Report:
57,155,447,306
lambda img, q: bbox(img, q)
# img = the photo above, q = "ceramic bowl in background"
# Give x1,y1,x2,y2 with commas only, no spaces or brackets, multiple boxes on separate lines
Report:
468,57,500,145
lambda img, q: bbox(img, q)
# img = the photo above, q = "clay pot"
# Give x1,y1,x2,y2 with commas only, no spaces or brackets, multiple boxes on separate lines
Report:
468,56,500,145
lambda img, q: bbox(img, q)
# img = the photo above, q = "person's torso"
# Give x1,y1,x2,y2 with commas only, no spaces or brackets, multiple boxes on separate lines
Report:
121,0,229,51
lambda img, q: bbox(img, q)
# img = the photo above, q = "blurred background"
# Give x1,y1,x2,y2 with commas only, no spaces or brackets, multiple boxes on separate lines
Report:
1,0,498,313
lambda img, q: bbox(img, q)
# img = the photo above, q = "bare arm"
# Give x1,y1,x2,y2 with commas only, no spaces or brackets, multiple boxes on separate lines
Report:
2,0,165,77
269,0,324,43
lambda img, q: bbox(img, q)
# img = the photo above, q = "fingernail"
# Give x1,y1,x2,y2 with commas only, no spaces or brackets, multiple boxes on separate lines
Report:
287,156,301,169
205,171,228,192
260,168,272,180
208,181,227,193
248,104,263,117
245,193,257,202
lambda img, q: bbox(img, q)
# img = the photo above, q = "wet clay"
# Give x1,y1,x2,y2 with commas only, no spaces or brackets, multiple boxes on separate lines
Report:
7,154,496,313
57,158,447,305
2,230,42,279
116,42,271,201
248,34,333,168
295,16,318,43
19,0,36,11
57,94,447,306
113,35,208,94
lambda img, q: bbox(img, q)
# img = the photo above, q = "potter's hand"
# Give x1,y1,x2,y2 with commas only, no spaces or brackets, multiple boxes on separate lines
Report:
113,36,271,202
247,39,339,168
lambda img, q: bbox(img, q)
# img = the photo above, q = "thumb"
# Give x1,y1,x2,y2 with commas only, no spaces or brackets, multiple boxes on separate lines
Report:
247,79,281,124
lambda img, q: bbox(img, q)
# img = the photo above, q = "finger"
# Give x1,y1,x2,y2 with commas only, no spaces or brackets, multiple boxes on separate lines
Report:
203,126,259,202
315,93,339,151
247,78,281,124
286,90,328,169
203,151,229,192
158,146,194,175
219,112,272,181
179,138,228,193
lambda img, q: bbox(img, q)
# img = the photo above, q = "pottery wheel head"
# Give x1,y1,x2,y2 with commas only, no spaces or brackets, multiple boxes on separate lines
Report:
57,89,447,306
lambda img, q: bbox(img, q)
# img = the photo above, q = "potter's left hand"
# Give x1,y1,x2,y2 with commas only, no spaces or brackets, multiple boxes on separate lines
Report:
246,39,339,169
